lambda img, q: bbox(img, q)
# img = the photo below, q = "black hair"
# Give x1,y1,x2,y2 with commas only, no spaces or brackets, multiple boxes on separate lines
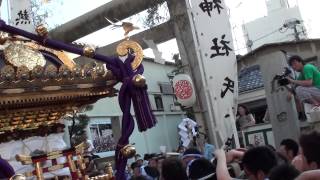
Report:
135,154,141,158
280,139,299,157
183,148,201,156
237,104,251,116
299,131,320,168
144,154,151,161
288,55,304,66
269,164,300,180
188,158,216,180
161,158,187,180
242,146,278,176
155,155,166,161
131,176,147,180
131,162,140,170
266,144,276,152
276,152,289,164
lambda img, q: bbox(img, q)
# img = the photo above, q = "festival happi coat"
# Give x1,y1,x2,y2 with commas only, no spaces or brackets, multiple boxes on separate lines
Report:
0,18,156,179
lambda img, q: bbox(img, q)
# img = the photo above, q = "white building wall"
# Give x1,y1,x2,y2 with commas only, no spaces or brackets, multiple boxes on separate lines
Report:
266,0,289,14
243,6,305,50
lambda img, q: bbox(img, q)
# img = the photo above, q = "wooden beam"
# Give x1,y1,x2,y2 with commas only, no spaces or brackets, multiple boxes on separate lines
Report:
49,0,165,42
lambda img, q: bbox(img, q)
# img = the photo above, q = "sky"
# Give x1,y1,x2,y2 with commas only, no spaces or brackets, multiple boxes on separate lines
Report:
2,0,320,57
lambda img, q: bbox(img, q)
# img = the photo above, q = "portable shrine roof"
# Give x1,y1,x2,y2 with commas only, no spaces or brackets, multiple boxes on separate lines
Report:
0,40,117,139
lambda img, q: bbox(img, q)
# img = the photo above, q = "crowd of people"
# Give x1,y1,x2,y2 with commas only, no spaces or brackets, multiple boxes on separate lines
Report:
124,130,320,180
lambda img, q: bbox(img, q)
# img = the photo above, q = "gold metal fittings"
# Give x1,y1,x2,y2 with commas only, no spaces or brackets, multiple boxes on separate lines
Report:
83,45,95,58
35,24,48,37
9,174,27,180
0,32,8,45
116,40,143,70
132,74,146,87
120,144,136,158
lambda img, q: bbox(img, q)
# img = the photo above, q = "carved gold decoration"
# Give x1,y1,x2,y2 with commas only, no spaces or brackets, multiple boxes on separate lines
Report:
26,115,37,119
42,86,61,91
31,65,44,79
16,66,30,80
120,144,136,158
50,112,59,116
105,70,114,79
77,84,94,89
48,164,64,172
35,162,44,180
36,118,46,122
9,174,27,180
72,65,83,77
38,114,48,118
75,142,86,154
0,32,8,45
25,42,76,70
83,63,96,77
105,162,113,177
4,44,46,70
2,89,25,94
24,119,33,123
24,172,33,177
35,24,48,37
47,154,62,160
11,121,21,125
1,65,15,81
96,64,106,77
67,155,76,172
44,65,58,79
12,117,22,121
16,154,32,165
132,74,146,87
83,45,95,57
48,116,57,120
59,65,72,78
116,40,143,70
77,154,86,170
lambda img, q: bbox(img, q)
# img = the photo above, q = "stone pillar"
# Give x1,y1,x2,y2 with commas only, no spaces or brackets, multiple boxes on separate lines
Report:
259,51,300,147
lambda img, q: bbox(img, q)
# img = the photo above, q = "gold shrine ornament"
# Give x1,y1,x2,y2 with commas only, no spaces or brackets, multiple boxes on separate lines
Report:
4,43,46,71
116,40,143,70
35,24,48,37
9,174,27,180
120,144,136,158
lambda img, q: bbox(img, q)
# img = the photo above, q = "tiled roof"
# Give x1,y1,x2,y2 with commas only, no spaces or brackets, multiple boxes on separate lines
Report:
239,65,264,93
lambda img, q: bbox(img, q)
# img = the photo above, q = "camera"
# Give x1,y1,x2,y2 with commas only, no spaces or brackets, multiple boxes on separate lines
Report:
273,67,292,86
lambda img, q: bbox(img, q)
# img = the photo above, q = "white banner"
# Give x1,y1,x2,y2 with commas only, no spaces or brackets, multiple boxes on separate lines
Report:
10,0,35,33
186,0,238,147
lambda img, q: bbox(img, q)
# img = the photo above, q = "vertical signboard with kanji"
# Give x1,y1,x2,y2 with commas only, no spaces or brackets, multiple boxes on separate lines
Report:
186,0,238,146
10,0,35,32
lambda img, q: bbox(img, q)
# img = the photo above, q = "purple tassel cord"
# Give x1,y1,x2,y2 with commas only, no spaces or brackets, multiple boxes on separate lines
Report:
0,20,157,180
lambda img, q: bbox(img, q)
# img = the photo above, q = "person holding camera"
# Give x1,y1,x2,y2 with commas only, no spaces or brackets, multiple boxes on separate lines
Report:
286,55,320,108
